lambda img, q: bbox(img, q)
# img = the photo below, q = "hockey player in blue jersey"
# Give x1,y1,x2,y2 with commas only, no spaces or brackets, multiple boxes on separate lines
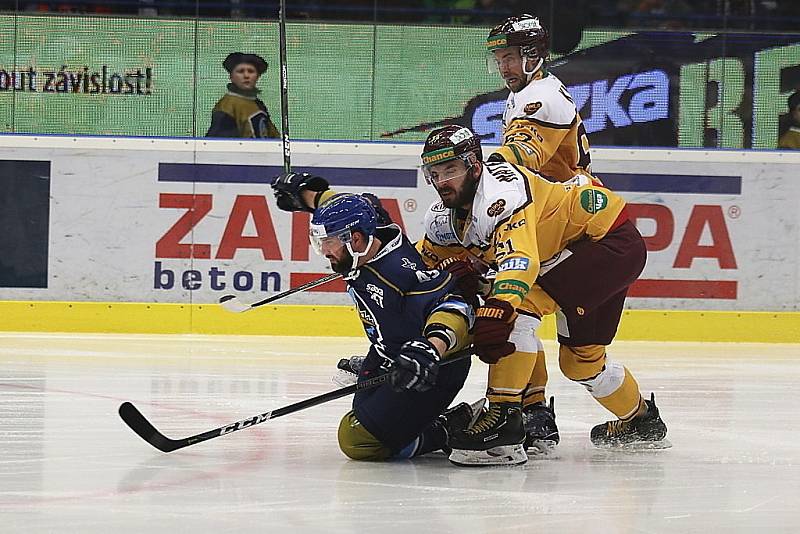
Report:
272,172,479,460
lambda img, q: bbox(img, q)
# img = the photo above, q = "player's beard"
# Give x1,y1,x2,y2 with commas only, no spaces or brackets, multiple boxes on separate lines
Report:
437,169,479,209
327,249,354,274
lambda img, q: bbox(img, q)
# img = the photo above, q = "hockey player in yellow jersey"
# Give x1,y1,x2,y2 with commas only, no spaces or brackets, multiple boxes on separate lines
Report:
418,125,669,466
478,14,596,449
486,14,591,178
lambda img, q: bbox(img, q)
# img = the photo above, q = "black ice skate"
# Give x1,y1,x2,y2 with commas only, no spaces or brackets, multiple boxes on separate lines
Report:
590,393,671,450
523,396,559,455
440,398,486,437
437,398,486,454
448,402,528,466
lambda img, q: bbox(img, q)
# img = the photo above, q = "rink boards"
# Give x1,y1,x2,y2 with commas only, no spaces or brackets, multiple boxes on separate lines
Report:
0,135,798,341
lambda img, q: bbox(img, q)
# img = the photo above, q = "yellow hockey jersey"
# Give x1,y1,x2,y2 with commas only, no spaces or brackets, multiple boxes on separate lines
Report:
207,90,280,139
419,162,627,312
778,127,800,149
493,72,591,181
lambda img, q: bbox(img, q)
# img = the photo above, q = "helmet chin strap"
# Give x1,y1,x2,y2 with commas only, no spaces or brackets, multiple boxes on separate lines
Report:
523,56,543,83
344,235,374,280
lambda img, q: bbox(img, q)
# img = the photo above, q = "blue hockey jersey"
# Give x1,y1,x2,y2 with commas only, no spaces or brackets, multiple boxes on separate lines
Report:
344,224,473,367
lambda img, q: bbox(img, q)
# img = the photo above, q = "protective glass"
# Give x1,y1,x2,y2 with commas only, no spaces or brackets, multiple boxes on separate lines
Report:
421,155,473,186
486,48,521,74
309,224,352,256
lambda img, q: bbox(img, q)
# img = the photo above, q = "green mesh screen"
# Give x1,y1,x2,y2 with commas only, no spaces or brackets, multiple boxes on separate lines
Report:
0,15,14,132
9,15,195,136
1,15,799,148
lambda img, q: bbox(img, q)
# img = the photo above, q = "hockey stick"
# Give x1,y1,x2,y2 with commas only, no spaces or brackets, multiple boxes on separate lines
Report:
278,0,291,173
119,348,473,453
218,272,341,313
379,115,462,138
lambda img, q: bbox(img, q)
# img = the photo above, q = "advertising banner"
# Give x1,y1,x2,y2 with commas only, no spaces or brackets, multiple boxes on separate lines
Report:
0,136,797,311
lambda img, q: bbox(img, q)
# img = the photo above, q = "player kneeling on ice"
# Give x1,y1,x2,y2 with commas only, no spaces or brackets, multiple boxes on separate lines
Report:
416,125,669,466
271,173,482,461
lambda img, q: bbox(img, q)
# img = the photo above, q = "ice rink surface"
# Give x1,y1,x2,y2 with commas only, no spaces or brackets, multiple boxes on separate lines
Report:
1,333,798,533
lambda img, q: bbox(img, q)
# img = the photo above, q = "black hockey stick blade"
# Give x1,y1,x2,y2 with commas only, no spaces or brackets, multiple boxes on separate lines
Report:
219,272,341,313
118,402,183,453
119,349,473,453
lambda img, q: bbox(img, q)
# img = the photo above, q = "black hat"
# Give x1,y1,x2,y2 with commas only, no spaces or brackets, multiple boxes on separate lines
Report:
223,52,268,75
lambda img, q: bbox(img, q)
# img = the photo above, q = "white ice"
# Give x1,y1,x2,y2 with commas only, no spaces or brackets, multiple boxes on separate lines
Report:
1,333,798,533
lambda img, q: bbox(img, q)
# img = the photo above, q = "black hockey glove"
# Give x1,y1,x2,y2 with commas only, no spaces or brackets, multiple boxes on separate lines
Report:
390,338,441,393
360,192,393,226
271,172,329,213
487,152,506,163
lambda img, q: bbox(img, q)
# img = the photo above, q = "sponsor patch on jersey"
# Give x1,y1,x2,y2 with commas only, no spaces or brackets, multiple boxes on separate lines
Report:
487,198,507,217
580,189,609,214
498,257,530,272
434,230,456,242
502,218,526,231
524,101,542,115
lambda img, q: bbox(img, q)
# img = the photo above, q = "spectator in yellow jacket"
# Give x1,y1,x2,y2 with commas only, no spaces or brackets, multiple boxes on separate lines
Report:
206,52,280,139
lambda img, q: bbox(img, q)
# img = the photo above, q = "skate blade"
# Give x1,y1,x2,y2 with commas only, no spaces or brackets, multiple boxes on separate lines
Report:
526,440,559,457
449,444,528,467
593,438,673,451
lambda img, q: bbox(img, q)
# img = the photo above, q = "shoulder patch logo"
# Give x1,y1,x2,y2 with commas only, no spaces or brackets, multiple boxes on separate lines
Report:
415,269,440,283
487,199,507,217
401,257,417,270
579,189,609,214
524,101,542,115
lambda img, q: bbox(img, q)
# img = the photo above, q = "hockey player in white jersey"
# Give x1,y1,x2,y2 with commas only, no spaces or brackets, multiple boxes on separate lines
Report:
417,125,669,466
486,14,592,179
477,14,597,451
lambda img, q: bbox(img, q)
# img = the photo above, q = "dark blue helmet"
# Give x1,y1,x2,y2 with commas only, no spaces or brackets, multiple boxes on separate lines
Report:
309,194,378,255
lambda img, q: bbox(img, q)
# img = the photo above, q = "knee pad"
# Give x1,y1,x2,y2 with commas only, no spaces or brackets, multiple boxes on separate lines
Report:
509,313,542,353
559,345,625,399
337,411,392,461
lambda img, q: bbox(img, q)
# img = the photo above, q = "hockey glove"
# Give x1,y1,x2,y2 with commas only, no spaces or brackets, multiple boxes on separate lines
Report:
360,193,393,226
271,172,329,213
390,338,441,393
473,298,517,364
436,257,485,305
487,152,506,163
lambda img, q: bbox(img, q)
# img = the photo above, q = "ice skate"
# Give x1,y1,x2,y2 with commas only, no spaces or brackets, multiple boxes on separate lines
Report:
448,402,527,466
591,393,671,450
523,396,559,455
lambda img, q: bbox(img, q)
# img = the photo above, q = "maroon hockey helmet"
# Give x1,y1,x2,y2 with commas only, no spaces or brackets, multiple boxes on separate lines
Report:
487,14,550,64
420,125,483,184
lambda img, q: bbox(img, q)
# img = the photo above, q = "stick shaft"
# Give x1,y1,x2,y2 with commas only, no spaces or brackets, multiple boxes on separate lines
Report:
250,272,340,308
278,0,290,173
119,349,472,453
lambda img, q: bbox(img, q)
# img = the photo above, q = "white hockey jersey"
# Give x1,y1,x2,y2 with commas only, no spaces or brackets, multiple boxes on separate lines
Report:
493,71,591,181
